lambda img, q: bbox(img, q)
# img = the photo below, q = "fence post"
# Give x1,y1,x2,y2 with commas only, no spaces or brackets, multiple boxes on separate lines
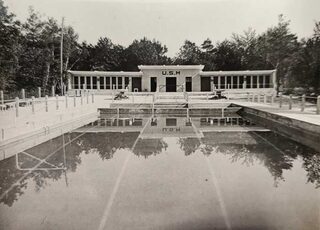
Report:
21,89,25,100
56,95,59,110
301,94,305,112
289,94,293,110
63,84,66,96
91,92,94,103
15,97,19,117
1,128,4,141
38,87,41,98
279,93,282,108
65,95,68,109
31,96,35,114
45,95,48,112
52,86,55,97
73,95,76,107
86,91,89,104
0,90,3,105
317,96,320,115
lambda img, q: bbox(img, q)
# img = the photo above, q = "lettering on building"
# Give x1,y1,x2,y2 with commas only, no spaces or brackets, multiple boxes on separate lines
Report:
162,71,181,75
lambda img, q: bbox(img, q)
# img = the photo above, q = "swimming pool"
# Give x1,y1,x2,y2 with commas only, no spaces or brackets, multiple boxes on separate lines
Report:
0,114,319,230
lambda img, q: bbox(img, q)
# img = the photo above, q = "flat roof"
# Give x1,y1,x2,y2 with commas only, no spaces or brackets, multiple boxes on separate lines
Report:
68,70,142,76
200,70,276,76
138,65,204,70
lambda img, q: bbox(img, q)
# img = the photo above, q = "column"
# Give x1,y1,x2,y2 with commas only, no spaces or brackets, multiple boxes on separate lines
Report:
224,76,227,89
250,76,253,88
90,76,93,90
129,77,132,91
104,77,107,89
237,76,240,89
97,77,100,90
243,76,246,89
68,75,73,90
218,76,221,89
110,77,113,90
78,76,81,89
122,77,125,90
263,75,266,88
257,75,260,88
231,76,233,89
116,77,118,90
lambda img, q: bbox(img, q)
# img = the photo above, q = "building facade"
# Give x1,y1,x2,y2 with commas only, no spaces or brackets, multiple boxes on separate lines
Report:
67,65,276,94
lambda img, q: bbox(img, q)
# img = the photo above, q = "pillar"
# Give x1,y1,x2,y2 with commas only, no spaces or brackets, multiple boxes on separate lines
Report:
250,76,253,89
90,76,93,90
122,77,125,90
218,76,221,89
68,77,72,90
231,76,233,89
263,75,266,88
257,75,260,88
237,76,239,89
97,78,100,90
78,76,81,89
128,77,132,91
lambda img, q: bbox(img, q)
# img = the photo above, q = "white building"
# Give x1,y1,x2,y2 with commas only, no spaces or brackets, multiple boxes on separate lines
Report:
67,65,276,94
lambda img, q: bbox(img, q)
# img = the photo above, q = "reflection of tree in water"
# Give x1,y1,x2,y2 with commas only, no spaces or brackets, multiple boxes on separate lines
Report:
302,154,320,188
133,138,168,158
178,138,201,156
200,131,320,188
0,133,83,207
71,132,139,160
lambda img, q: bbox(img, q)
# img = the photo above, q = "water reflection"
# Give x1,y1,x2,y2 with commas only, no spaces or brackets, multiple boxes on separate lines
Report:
0,114,319,207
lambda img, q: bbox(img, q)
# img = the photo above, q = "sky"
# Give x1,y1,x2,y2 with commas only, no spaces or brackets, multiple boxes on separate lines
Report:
4,0,320,57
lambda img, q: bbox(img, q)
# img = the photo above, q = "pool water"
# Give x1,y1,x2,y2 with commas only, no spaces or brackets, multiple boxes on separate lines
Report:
0,115,319,230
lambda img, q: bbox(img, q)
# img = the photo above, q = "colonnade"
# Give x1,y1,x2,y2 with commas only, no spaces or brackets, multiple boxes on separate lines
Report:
71,76,132,90
207,74,273,90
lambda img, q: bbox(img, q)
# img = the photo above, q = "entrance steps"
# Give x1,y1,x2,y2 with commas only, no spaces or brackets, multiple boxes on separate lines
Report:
155,92,186,100
154,102,187,109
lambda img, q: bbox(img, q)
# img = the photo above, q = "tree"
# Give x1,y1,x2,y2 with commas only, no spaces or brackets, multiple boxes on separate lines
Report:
290,22,320,92
214,40,242,70
122,37,170,70
91,37,124,71
256,15,299,91
174,40,201,65
0,0,21,91
232,28,265,70
200,38,216,70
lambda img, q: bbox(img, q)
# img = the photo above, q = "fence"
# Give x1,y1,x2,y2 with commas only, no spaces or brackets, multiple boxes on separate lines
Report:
0,88,97,141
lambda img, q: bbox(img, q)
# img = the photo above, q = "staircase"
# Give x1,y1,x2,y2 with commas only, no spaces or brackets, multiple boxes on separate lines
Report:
154,92,187,108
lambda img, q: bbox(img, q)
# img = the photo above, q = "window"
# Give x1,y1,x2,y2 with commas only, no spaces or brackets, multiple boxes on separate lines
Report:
106,77,110,89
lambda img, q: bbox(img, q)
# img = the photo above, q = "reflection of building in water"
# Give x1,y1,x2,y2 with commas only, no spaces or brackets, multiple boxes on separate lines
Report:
77,115,261,135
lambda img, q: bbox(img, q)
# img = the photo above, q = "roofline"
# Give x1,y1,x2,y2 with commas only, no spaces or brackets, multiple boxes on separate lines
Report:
200,70,276,76
68,70,142,76
138,65,205,70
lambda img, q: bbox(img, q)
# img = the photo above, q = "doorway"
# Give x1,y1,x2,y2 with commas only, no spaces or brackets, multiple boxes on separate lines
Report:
201,77,211,91
166,77,176,92
151,77,157,92
186,77,192,92
132,77,141,92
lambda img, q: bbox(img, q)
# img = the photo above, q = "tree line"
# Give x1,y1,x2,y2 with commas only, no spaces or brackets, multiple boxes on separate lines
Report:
0,0,319,95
